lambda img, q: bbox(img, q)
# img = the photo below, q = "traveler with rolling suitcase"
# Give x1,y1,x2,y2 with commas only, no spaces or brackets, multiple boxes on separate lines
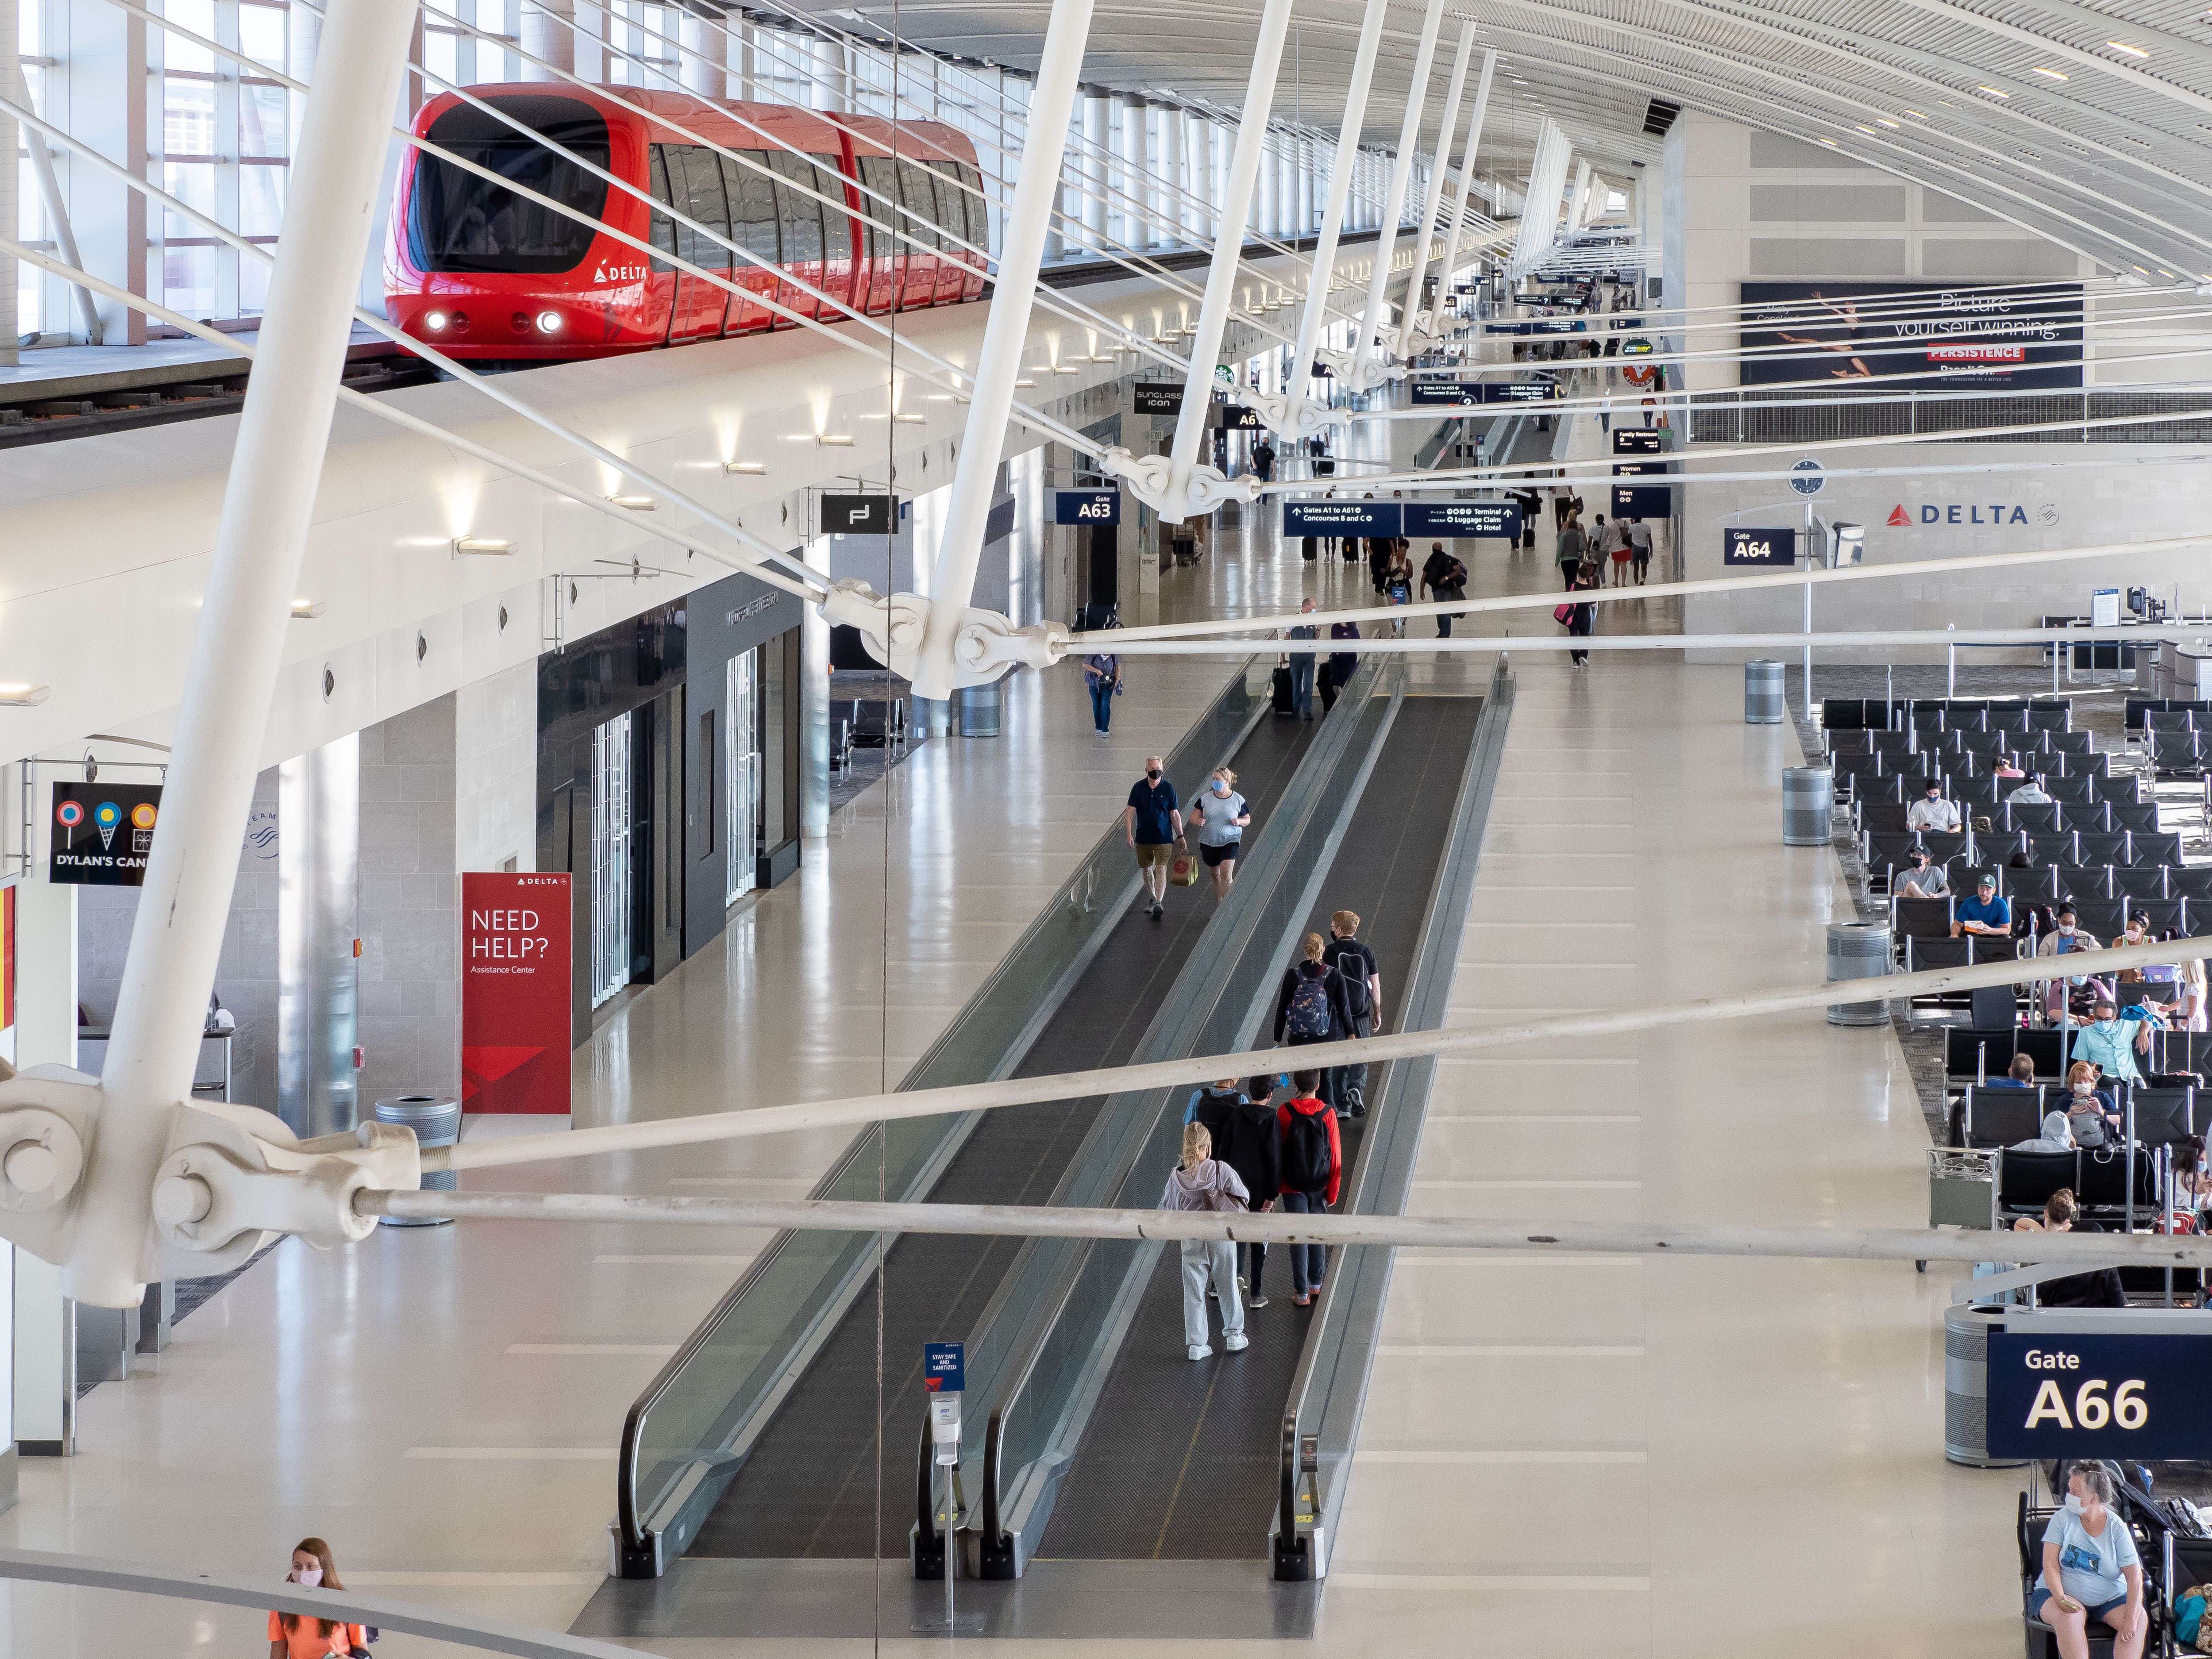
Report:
1284,598,1320,720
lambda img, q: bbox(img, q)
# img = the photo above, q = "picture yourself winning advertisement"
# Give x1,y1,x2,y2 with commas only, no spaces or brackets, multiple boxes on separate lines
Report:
461,871,574,1114
1737,282,2083,390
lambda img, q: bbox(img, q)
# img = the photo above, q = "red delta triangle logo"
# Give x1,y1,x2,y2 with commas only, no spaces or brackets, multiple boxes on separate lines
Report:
1888,504,1912,527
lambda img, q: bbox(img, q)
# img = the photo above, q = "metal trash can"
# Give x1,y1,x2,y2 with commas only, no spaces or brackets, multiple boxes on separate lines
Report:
1826,922,1891,1026
374,1095,460,1226
1781,766,1833,846
1743,659,1786,724
1944,1304,2027,1467
911,697,952,741
957,681,1002,738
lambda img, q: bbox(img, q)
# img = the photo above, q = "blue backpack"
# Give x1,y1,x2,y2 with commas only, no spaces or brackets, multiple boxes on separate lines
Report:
1285,971,1332,1039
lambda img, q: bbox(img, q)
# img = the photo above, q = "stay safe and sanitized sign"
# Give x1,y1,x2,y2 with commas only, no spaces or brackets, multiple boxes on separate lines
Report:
1986,1332,2212,1459
923,1340,966,1394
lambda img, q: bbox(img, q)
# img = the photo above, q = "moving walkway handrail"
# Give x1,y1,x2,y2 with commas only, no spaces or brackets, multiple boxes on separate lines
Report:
1272,654,1516,1581
963,658,1406,1572
612,656,1269,1576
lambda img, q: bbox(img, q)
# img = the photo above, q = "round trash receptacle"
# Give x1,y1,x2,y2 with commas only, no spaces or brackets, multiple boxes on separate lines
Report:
1827,922,1892,1027
957,682,1002,738
374,1095,460,1226
1944,1304,2027,1467
1782,766,1834,847
911,697,951,740
1744,659,1786,725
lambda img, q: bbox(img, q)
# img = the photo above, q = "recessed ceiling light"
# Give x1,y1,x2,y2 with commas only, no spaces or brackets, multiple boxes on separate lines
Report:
1875,118,1900,128
452,537,514,556
0,685,51,706
1977,85,2010,97
1904,109,1928,118
893,412,926,423
2031,66,2069,80
1818,137,1839,146
2107,39,2150,56
1054,364,1083,375
815,433,857,446
724,460,769,474
290,599,326,618
1014,377,1037,387
1855,124,1876,134
609,494,656,510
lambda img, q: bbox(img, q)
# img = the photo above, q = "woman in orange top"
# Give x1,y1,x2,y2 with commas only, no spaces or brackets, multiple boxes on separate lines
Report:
268,1537,366,1659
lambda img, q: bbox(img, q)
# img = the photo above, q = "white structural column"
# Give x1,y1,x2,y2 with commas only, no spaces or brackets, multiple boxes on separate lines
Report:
0,0,21,367
906,0,1094,702
1079,92,1108,250
1568,158,1592,230
678,8,728,97
1431,51,1496,309
74,0,421,1308
521,0,577,76
1098,0,1295,520
1393,20,1473,350
1346,0,1445,387
1249,0,1388,438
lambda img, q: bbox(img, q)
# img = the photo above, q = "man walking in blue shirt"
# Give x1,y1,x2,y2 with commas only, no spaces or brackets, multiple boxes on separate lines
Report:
1123,757,1184,920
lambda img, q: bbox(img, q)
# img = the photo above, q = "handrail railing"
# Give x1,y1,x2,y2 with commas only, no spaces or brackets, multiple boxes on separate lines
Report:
611,656,1269,1578
1271,653,1515,1581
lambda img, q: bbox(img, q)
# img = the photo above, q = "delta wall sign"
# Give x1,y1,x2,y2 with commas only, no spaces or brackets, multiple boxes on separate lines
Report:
1884,501,2062,528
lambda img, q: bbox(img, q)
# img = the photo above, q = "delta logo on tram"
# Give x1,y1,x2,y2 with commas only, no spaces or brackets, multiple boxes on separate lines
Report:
1884,502,2061,528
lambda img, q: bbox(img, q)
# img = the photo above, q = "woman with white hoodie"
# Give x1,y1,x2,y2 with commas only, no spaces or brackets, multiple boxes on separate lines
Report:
1162,1122,1251,1360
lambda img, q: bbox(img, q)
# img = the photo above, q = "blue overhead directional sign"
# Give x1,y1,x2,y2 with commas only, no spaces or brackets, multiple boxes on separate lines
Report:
1409,380,1481,407
1284,501,1400,537
1405,501,1521,540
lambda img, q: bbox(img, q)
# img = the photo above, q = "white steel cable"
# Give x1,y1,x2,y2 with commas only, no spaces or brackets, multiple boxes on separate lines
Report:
422,936,2212,1174
1102,625,2212,656
0,231,817,597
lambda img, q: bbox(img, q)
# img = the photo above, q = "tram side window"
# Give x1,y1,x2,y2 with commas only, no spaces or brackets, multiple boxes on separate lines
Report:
959,162,989,258
645,146,678,272
769,150,826,272
669,144,730,269
809,156,852,263
856,154,898,263
721,150,780,271
895,159,941,252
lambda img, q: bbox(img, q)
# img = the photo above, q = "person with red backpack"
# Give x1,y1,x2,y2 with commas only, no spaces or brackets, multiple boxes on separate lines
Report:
1272,932,1355,1112
1276,1069,1342,1306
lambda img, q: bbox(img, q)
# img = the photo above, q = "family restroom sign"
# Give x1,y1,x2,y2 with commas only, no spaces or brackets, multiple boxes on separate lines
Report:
460,872,573,1115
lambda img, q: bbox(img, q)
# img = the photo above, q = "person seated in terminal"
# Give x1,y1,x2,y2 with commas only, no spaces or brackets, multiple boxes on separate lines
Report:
2013,1189,2129,1310
1952,873,2011,938
1989,1052,2039,1089
2173,1136,2211,1216
1907,780,1961,834
2032,1461,2147,1658
2011,1109,2077,1153
1896,847,1948,899
2036,904,2106,1018
2076,996,2155,1088
2175,953,2209,1032
1160,1122,1249,1362
2008,772,2054,805
2060,1061,2122,1149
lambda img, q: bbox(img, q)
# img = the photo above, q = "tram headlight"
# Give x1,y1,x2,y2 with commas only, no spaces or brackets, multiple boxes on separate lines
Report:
424,310,449,332
535,310,563,335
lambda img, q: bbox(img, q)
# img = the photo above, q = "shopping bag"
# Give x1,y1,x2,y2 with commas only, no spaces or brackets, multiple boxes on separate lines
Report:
1170,851,1201,887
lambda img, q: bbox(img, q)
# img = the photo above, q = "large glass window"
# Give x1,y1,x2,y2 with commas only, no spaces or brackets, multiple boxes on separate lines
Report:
590,712,634,1010
605,0,678,82
154,0,293,323
726,650,761,905
407,97,613,273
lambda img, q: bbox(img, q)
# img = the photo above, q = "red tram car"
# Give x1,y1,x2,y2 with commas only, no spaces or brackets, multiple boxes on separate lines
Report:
385,85,988,360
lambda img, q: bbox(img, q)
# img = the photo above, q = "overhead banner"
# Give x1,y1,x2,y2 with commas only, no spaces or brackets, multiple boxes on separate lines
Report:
1054,489,1121,526
1405,501,1521,540
1988,1332,2212,1460
1738,281,2084,389
49,782,162,887
1724,527,1799,567
1409,380,1482,408
461,871,573,1115
1284,501,1400,537
1133,383,1181,415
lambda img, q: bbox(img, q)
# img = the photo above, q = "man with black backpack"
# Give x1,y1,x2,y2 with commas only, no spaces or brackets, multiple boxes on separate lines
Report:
1272,933,1355,1111
1419,543,1469,639
1323,910,1381,1119
1275,1069,1342,1307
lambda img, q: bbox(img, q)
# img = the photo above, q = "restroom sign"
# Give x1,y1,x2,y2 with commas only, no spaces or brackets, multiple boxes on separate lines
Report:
49,782,162,886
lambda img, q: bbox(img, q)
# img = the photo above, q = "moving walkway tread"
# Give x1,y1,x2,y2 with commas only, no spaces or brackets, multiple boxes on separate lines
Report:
1034,694,1482,1561
687,708,1323,1560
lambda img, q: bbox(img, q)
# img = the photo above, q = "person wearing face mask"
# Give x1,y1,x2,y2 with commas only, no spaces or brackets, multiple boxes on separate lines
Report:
1123,756,1184,921
2060,1061,2121,1149
1896,848,1948,900
1906,781,1961,834
2036,904,2106,1021
2075,996,2154,1088
1187,767,1252,899
2033,1462,2146,1657
270,1538,366,1659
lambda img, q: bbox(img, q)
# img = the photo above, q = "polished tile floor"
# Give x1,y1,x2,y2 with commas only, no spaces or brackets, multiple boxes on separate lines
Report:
0,396,2018,1659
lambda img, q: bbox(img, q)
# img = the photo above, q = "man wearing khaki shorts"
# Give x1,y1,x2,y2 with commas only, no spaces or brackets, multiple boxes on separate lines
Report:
1123,756,1185,921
